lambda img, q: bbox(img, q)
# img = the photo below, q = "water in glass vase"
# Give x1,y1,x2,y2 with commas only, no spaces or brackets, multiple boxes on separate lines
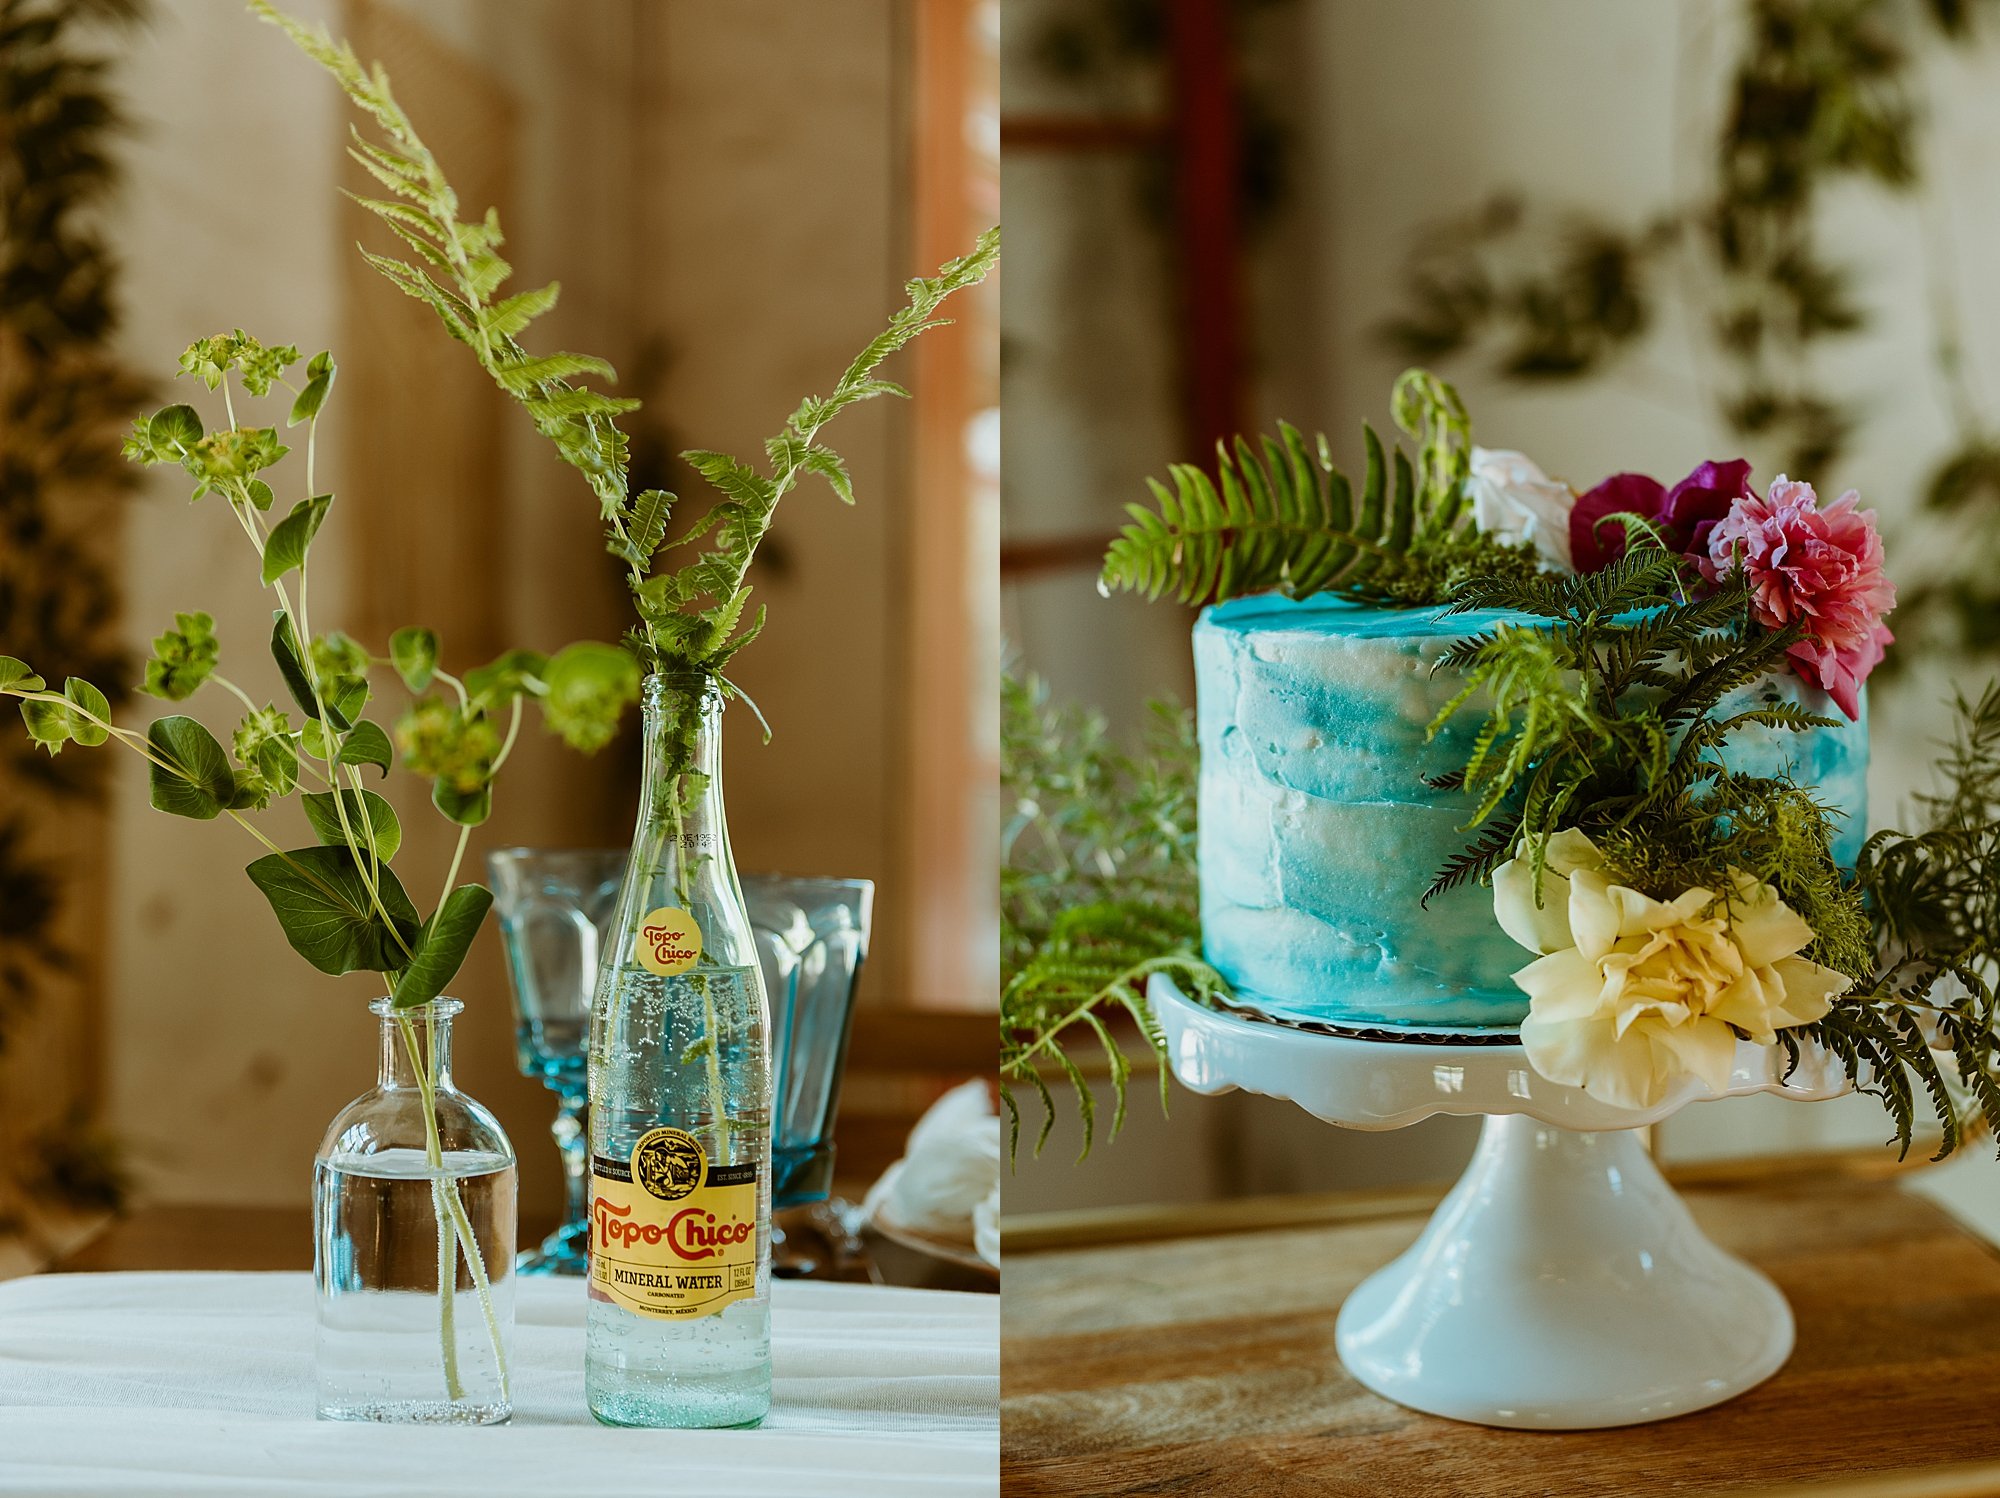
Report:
586,675,774,1430
313,998,517,1425
315,1147,517,1423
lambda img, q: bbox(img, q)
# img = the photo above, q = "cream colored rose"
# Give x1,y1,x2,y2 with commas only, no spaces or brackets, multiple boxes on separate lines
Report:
1493,831,1850,1109
1467,446,1576,572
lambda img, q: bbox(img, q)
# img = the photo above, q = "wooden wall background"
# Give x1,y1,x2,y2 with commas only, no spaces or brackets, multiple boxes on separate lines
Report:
78,0,978,1217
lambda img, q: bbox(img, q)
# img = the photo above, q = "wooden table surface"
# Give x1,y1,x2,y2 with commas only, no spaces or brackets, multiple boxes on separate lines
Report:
1003,1170,2000,1497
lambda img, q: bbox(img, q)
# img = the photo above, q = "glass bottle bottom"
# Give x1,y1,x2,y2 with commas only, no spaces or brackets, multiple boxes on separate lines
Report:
318,1397,512,1425
586,1366,770,1429
584,1295,773,1428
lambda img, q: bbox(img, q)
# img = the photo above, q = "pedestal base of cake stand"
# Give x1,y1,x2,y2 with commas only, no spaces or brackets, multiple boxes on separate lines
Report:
1151,976,1848,1430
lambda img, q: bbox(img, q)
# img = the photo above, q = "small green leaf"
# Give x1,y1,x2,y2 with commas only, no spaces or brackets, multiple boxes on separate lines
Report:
63,679,110,747
272,612,347,727
800,445,855,505
262,495,331,584
539,641,640,753
146,715,236,819
244,845,421,976
391,883,495,1009
389,627,439,692
624,489,674,564
432,776,493,827
148,403,203,454
338,719,394,776
329,676,370,725
481,284,559,340
302,788,402,861
247,479,276,512
20,697,70,755
288,351,336,426
0,657,45,693
463,649,547,709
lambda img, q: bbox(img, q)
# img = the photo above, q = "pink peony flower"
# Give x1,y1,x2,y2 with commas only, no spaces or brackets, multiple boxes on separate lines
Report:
1700,476,1896,720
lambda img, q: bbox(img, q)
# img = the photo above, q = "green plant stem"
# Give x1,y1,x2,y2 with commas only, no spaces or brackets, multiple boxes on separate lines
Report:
209,673,259,714
701,979,730,1159
393,1013,510,1406
204,383,403,956
396,1014,463,1402
655,767,731,1156
436,823,470,920
1,688,376,939
431,668,470,711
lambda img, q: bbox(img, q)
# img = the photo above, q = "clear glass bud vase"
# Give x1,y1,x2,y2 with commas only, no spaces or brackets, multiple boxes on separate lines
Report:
586,674,774,1429
314,997,517,1424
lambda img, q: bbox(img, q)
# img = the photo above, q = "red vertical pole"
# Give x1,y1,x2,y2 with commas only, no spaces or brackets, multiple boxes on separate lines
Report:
1167,0,1245,456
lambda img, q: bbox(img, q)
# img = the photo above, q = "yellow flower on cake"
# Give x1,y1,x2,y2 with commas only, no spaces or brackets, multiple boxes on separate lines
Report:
1492,829,1850,1110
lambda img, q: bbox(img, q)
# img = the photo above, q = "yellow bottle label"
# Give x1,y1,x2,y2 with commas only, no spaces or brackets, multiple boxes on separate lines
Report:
634,906,703,976
588,1126,758,1320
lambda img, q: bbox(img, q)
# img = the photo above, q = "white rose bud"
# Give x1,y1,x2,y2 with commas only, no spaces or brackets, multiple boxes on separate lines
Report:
1467,446,1577,572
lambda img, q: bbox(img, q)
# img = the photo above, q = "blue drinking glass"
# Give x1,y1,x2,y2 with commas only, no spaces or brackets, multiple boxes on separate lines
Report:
487,848,622,1275
743,876,874,1209
489,849,872,1275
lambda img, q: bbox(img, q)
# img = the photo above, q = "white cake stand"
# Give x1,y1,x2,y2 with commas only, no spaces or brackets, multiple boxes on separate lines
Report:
1152,976,1850,1430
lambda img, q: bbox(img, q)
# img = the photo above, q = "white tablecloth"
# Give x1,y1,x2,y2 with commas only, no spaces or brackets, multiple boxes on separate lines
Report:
0,1272,997,1497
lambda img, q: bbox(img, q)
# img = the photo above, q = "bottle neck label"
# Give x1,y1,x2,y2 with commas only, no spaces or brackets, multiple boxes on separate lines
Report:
634,906,703,976
588,1126,758,1320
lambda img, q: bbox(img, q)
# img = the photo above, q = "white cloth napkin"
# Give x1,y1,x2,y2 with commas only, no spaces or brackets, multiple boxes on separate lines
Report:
863,1081,1002,1266
0,1271,997,1497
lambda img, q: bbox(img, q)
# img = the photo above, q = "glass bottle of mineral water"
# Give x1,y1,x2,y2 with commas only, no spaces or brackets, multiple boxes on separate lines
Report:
585,672,773,1428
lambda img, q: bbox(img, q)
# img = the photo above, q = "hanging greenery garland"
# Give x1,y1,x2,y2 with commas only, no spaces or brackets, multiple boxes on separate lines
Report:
0,0,149,1215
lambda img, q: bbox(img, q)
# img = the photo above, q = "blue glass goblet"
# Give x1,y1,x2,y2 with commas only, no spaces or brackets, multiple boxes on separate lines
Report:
487,848,622,1275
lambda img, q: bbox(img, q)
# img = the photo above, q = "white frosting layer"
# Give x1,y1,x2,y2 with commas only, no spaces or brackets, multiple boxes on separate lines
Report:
1194,595,1870,1030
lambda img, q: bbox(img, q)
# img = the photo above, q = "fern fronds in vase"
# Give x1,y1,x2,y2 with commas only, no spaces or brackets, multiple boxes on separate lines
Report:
1100,367,1538,609
254,0,1000,701
1001,668,1229,1158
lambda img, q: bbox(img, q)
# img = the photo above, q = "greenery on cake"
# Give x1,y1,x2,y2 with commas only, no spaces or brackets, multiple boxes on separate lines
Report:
1419,435,2000,1154
1071,365,2000,1159
1101,370,1540,609
1422,546,1873,980
1000,668,1223,1158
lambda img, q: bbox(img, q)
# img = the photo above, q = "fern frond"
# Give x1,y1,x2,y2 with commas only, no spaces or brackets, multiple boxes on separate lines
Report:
1422,815,1521,905
1100,418,1420,607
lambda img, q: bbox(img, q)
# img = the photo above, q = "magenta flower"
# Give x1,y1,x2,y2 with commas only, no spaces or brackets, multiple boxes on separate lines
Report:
1569,472,1666,572
1569,459,1756,572
1700,477,1895,719
1659,459,1755,561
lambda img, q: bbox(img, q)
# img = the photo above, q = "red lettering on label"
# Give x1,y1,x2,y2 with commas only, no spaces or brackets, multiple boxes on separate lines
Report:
666,1207,753,1260
592,1194,666,1250
642,926,697,967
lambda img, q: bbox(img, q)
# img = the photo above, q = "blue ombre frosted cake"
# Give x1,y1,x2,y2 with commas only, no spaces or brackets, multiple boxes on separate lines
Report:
1194,594,1870,1031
